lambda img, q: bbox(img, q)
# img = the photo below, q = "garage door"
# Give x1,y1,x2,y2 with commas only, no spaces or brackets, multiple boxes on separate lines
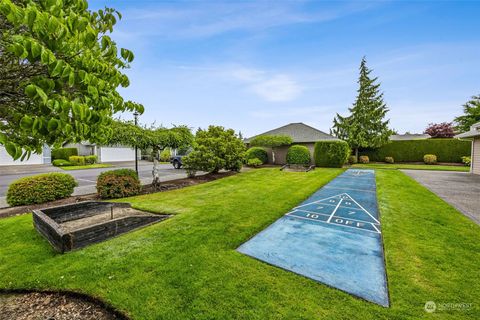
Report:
0,146,44,165
99,147,135,162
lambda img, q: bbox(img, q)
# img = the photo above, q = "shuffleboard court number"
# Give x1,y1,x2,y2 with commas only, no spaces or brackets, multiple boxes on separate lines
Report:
305,213,319,219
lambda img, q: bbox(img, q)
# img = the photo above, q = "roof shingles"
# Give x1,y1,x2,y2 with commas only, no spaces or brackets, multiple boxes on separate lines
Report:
245,123,339,143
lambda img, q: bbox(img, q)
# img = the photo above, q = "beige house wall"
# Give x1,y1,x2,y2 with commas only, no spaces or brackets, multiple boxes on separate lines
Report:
473,138,480,175
264,143,315,165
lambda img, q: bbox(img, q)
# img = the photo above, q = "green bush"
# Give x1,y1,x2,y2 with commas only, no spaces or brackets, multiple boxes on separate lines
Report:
159,148,172,162
424,154,437,165
245,147,268,164
247,158,263,168
359,155,369,164
359,139,470,163
286,145,311,165
85,155,98,164
52,159,72,167
461,156,471,166
348,155,357,164
7,173,77,206
96,169,141,199
69,155,85,166
51,147,78,161
385,156,394,164
314,140,350,168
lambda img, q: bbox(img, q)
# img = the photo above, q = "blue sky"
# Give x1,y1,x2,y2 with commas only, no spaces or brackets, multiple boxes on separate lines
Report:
90,0,480,137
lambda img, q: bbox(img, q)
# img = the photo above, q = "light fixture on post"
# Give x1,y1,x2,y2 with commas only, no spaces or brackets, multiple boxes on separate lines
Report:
133,110,139,175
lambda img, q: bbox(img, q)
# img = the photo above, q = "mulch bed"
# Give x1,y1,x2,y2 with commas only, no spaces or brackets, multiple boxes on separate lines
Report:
0,291,126,320
0,171,237,219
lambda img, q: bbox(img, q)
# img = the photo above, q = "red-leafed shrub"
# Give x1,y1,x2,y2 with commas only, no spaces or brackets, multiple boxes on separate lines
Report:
96,169,141,199
424,122,455,138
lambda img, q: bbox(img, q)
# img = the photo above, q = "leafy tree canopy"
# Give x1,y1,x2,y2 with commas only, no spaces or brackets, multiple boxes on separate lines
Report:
454,95,480,133
0,0,143,160
331,57,393,156
424,122,455,138
183,125,246,175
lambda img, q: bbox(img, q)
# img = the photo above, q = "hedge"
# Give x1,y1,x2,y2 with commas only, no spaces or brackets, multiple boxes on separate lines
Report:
245,147,268,164
286,145,311,165
7,173,77,206
96,169,141,199
314,140,350,168
51,147,78,161
359,139,471,163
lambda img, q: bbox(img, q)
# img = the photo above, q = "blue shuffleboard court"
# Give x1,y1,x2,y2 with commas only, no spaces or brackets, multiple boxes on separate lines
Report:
237,169,389,307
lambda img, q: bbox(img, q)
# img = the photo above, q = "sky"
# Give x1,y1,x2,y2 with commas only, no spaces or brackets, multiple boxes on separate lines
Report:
89,0,480,138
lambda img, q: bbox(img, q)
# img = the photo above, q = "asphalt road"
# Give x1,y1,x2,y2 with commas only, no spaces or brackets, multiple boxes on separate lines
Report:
0,161,187,198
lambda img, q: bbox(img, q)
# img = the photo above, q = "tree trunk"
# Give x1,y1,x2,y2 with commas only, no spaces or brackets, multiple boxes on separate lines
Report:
272,149,276,164
355,148,359,159
152,149,161,190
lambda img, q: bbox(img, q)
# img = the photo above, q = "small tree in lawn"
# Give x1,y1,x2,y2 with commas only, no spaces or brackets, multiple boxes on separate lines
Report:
332,57,393,158
249,135,293,164
183,126,246,176
454,95,480,132
424,122,455,138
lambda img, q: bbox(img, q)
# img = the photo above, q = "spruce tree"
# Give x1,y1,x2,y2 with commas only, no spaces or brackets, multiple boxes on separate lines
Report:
454,95,480,132
332,57,393,158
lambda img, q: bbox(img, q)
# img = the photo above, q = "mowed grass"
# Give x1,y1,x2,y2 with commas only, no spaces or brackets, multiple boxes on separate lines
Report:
352,163,470,172
0,168,479,319
59,164,113,170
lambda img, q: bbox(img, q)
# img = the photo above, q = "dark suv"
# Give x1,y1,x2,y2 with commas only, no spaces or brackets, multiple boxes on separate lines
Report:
170,154,185,169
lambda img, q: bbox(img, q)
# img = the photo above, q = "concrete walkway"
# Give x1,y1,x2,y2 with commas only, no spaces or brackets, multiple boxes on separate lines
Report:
402,170,480,225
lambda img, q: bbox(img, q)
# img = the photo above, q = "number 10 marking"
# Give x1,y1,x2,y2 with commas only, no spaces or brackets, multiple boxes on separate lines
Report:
305,213,319,219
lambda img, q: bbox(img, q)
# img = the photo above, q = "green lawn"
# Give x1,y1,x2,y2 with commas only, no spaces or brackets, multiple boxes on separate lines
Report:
351,163,470,172
59,164,114,170
0,168,478,319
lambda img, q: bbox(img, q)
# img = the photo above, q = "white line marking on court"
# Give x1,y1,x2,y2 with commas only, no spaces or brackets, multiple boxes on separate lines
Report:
291,209,380,226
326,198,343,223
293,194,341,209
371,223,380,233
287,213,381,234
324,186,376,193
348,196,380,224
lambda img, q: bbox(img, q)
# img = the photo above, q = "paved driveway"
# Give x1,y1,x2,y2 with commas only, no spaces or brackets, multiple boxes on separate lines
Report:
402,170,480,225
0,161,188,207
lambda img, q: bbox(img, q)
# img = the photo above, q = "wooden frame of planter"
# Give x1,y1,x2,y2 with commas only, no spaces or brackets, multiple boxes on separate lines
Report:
280,164,316,172
33,202,169,253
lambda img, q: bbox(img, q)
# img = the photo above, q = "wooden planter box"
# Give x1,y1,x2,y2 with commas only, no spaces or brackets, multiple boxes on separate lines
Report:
33,202,169,253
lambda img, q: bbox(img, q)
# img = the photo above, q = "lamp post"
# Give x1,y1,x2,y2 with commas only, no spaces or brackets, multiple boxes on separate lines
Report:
133,111,139,175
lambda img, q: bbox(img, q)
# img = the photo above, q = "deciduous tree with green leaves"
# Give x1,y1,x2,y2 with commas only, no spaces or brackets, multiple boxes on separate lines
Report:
454,95,480,133
249,135,292,164
0,0,143,161
108,120,193,189
331,57,393,158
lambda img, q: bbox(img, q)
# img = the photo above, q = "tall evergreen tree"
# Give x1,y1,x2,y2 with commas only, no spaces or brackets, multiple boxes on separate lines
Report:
454,95,480,132
331,57,393,158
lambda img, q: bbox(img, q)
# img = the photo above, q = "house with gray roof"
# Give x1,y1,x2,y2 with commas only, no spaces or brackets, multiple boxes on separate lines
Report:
455,122,480,175
245,122,340,165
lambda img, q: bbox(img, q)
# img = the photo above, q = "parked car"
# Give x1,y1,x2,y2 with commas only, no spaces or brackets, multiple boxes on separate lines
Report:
170,154,185,169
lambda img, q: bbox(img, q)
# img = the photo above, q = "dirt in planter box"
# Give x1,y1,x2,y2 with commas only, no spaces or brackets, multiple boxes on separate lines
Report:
0,292,126,320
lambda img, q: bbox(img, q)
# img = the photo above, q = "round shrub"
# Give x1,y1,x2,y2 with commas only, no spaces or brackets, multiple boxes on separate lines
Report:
247,158,263,168
96,169,141,199
314,141,350,168
245,147,268,164
51,147,78,161
423,154,437,165
359,156,369,164
385,156,394,164
85,155,98,164
7,173,77,206
348,155,358,164
461,156,471,166
52,159,72,167
69,155,86,166
286,145,311,165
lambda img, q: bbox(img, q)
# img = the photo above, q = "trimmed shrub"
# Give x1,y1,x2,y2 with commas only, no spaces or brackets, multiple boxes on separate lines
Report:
96,169,141,199
286,145,311,165
348,155,357,164
52,147,78,161
359,155,369,164
247,158,263,168
385,156,394,164
160,148,172,162
245,147,268,164
424,154,437,165
359,139,470,163
52,159,72,167
85,155,98,164
7,173,77,206
314,141,350,168
69,155,85,166
461,156,471,166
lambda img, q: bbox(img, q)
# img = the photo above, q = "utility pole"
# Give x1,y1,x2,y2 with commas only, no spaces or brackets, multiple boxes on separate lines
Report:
133,111,139,175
